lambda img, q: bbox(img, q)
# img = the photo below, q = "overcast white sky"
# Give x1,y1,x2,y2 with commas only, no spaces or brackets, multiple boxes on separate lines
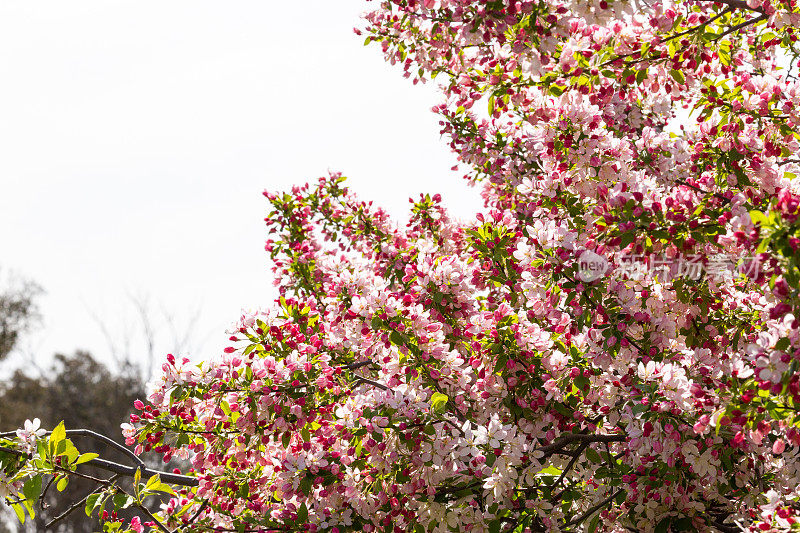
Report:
0,1,483,378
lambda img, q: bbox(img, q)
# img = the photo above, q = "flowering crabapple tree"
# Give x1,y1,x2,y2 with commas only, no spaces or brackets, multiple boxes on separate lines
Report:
3,0,800,531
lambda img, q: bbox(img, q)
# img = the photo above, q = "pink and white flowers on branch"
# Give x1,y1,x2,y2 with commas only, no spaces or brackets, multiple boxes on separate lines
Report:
3,0,800,531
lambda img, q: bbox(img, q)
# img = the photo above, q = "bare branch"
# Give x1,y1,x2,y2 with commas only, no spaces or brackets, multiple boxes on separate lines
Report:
697,0,764,13
537,433,626,456
45,474,121,529
564,488,624,527
0,445,197,487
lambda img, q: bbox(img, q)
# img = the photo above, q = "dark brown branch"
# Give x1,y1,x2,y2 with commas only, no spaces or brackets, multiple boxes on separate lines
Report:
676,179,731,205
354,376,390,391
39,475,55,511
47,463,172,533
135,498,172,533
551,442,589,502
0,445,198,487
340,359,375,370
46,474,121,529
698,0,765,13
63,429,145,469
714,13,767,40
600,8,732,68
183,500,210,529
564,488,624,527
538,433,626,456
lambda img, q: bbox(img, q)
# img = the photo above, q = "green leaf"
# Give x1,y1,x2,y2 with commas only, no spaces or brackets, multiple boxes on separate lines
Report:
655,518,671,533
670,69,685,84
588,513,601,533
300,476,312,495
74,452,99,466
22,476,42,502
63,441,80,463
12,503,25,524
56,476,68,492
585,447,603,464
538,466,562,476
391,330,407,347
85,493,101,517
50,422,66,444
145,474,162,491
297,502,309,522
749,210,768,225
430,392,449,414
619,232,635,249
113,492,134,510
282,432,291,448
49,422,66,456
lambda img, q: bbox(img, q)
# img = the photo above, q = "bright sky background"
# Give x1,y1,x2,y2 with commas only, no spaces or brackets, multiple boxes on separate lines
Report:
0,1,483,379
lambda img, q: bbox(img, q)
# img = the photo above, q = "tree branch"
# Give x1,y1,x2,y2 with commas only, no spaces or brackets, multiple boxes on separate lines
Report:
537,433,626,456
46,474,121,529
564,488,624,527
698,0,765,13
714,13,766,41
63,429,145,469
353,376,389,391
551,442,589,502
0,445,197,487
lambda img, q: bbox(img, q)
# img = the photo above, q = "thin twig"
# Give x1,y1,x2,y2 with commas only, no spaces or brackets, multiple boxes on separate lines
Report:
341,359,375,370
675,179,731,205
183,500,210,529
564,488,624,527
600,8,732,68
0,445,197,487
45,474,121,529
63,429,145,469
698,0,765,13
354,376,390,391
136,500,172,533
537,433,626,456
551,442,589,501
714,13,766,41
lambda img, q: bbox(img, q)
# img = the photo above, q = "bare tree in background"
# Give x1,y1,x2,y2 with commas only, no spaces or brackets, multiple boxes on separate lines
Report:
87,293,205,381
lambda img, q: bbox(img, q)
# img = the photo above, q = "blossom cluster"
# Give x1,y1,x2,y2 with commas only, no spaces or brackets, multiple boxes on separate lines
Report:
3,0,800,531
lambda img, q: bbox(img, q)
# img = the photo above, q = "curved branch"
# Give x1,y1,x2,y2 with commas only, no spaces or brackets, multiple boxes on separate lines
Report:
353,376,390,391
537,433,626,456
564,488,624,527
46,474,121,529
0,445,197,487
699,0,765,13
63,429,145,469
